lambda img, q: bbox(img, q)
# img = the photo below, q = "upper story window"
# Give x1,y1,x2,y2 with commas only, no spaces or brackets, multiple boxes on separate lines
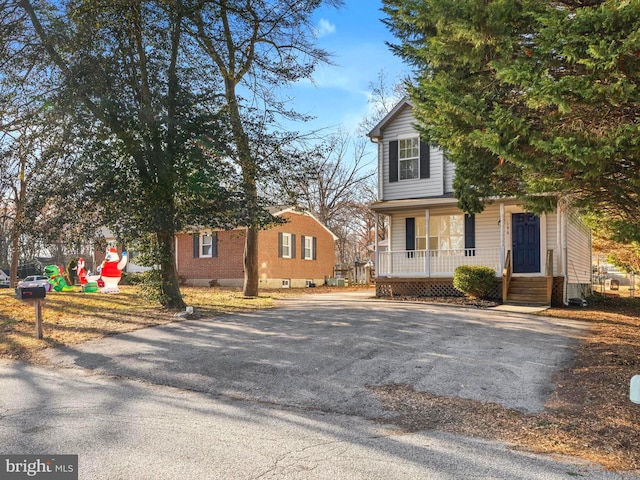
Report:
399,137,419,180
389,137,429,183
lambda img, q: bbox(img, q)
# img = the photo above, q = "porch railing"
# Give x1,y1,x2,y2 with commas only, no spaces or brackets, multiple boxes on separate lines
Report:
377,248,502,277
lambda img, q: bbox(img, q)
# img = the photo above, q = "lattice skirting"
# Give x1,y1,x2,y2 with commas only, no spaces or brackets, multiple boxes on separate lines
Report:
375,277,502,300
551,277,565,307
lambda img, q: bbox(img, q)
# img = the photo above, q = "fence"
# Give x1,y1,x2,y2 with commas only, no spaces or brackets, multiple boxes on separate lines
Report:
593,272,638,298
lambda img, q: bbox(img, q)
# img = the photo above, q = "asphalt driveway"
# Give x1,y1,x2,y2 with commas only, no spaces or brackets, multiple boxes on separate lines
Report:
44,291,588,417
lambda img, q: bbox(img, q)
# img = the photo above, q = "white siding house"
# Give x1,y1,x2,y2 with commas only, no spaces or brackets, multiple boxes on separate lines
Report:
368,98,592,306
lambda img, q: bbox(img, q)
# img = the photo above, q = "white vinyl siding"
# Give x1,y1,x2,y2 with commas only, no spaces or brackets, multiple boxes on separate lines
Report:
443,157,455,194
545,211,560,275
381,105,444,200
567,212,592,285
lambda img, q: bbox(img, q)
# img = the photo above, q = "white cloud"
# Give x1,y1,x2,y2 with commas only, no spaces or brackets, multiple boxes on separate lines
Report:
314,18,336,38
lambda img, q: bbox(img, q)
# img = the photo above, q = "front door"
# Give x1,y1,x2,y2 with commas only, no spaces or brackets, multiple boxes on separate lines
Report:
512,213,540,274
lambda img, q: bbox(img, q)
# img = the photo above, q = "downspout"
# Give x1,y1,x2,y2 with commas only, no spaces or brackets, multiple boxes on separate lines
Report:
499,203,505,274
374,212,379,278
561,198,569,305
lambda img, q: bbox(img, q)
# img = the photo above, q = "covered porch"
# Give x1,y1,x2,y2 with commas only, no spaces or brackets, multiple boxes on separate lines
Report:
370,197,572,305
377,248,502,277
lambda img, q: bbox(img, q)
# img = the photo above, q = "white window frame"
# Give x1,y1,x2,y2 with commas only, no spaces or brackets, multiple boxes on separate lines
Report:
415,217,427,250
281,233,292,259
429,215,465,251
200,232,213,258
303,236,313,260
282,279,291,288
399,136,419,180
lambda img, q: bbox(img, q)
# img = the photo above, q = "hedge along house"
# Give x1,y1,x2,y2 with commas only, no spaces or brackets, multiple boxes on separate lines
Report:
368,98,592,306
175,207,338,288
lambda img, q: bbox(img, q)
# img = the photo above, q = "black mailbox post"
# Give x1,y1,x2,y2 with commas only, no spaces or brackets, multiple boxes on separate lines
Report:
16,286,46,300
15,286,46,338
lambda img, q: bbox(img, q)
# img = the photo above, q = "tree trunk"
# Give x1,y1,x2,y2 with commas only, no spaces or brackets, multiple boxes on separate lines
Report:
243,226,259,297
157,230,185,309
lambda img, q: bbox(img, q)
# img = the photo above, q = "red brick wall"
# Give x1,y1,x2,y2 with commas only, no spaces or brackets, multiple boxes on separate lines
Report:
258,212,335,286
176,230,246,285
176,211,336,287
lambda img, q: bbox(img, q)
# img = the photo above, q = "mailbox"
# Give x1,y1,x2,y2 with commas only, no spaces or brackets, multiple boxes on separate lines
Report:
16,286,46,300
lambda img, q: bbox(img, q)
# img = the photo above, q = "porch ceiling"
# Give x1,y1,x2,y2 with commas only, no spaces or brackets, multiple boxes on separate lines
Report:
369,196,458,214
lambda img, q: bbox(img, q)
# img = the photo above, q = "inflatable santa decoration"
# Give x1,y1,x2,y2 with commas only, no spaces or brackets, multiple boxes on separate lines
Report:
98,248,128,293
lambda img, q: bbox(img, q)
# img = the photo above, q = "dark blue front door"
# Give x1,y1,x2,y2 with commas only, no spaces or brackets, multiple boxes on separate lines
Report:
512,213,540,273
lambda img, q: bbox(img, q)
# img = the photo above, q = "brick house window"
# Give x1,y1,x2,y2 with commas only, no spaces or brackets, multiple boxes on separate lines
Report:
193,231,218,258
278,232,296,259
301,235,317,260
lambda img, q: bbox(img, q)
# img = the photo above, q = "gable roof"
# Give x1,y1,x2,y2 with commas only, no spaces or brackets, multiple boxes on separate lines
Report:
272,206,339,241
367,96,414,141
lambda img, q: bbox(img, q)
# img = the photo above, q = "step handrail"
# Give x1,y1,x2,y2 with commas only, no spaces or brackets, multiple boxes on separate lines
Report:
502,250,512,302
545,249,554,305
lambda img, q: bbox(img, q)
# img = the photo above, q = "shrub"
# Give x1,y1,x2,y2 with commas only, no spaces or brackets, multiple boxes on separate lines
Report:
453,265,497,299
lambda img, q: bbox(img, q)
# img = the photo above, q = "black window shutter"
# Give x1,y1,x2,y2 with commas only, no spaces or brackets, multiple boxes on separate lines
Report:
301,235,306,258
464,214,476,256
312,237,317,260
278,232,283,258
291,234,296,259
212,232,218,257
389,140,399,183
193,233,199,258
419,140,430,179
405,218,416,251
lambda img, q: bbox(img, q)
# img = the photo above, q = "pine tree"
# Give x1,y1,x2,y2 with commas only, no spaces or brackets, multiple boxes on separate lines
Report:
383,0,640,240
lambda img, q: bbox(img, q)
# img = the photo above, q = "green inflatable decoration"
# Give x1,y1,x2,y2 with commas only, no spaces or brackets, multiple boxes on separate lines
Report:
44,265,75,292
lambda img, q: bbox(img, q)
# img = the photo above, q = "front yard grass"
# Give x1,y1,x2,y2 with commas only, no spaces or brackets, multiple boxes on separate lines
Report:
0,286,278,363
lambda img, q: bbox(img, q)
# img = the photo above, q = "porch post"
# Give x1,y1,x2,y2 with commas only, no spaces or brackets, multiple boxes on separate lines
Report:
425,209,430,277
499,203,505,275
374,212,379,277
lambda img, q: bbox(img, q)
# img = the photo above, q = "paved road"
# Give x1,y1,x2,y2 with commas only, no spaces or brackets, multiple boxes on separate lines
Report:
1,292,635,479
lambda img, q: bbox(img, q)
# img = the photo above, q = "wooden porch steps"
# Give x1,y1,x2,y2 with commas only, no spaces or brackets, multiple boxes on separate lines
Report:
504,277,550,306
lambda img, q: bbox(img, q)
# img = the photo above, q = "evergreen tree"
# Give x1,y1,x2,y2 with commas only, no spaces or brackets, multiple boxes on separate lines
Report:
383,0,640,240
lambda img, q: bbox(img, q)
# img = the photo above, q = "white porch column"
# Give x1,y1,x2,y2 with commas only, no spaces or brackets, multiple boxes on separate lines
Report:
499,203,505,274
374,212,379,276
425,209,430,277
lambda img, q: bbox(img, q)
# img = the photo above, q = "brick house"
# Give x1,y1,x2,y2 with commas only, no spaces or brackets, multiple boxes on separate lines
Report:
176,207,337,288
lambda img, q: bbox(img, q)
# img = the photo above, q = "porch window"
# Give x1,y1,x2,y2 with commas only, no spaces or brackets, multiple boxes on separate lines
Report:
415,217,427,250
399,137,419,180
429,215,464,251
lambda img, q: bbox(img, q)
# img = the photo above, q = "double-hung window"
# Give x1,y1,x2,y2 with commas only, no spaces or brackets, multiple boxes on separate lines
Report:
429,215,465,251
302,236,316,260
399,137,420,180
201,232,213,257
281,233,292,258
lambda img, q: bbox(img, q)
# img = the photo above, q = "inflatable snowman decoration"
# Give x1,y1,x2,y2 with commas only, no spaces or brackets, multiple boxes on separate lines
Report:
98,247,128,293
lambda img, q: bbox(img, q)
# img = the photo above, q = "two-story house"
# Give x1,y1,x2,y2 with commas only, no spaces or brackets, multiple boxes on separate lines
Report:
368,98,592,306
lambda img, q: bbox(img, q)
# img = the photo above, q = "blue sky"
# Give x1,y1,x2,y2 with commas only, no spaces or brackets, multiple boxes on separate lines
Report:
284,0,409,138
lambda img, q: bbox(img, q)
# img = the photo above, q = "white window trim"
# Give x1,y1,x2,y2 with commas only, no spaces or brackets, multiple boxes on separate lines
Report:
200,231,213,258
429,214,465,251
281,233,292,259
398,136,420,181
303,236,313,260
